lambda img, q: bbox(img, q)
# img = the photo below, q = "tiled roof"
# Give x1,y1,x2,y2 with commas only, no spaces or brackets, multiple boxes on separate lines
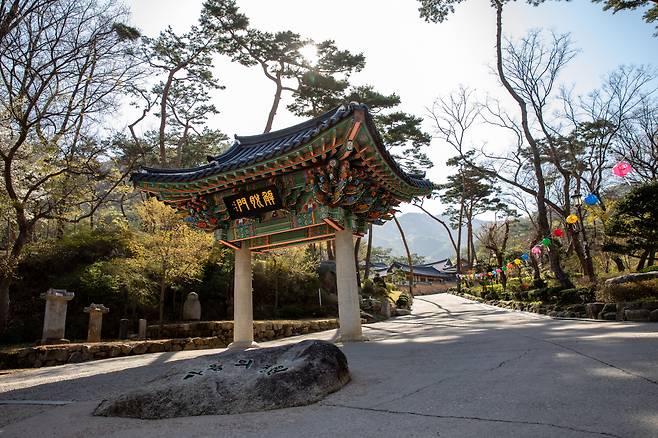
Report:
389,262,454,278
130,103,434,191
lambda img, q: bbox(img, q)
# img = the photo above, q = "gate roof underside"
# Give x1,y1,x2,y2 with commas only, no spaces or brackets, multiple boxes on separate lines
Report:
130,103,435,251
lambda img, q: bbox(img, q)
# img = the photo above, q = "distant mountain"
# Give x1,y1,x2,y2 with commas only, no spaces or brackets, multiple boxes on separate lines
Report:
368,212,487,262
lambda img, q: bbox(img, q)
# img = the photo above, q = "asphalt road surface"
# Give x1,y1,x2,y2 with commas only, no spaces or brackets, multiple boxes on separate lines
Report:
1,293,657,438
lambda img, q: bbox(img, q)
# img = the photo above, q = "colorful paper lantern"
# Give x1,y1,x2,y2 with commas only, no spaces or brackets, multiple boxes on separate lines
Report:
197,221,207,228
514,258,522,266
542,237,552,246
584,193,599,206
496,268,502,273
521,253,529,261
566,214,579,225
502,266,508,272
506,262,514,269
531,246,542,255
553,228,564,237
612,161,632,177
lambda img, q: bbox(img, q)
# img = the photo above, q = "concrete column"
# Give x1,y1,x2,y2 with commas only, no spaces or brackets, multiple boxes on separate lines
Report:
335,229,363,342
41,289,74,344
229,242,257,349
84,304,109,343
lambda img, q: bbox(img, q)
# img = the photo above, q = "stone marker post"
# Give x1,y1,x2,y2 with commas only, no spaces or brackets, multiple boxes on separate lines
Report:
41,288,75,344
84,304,109,343
138,319,147,339
119,318,129,340
182,292,201,321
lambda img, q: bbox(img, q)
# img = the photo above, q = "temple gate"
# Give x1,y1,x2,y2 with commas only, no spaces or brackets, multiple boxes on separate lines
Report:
131,103,434,347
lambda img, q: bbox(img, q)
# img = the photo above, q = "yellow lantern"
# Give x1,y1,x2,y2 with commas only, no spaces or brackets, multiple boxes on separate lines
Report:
514,258,522,266
566,214,579,225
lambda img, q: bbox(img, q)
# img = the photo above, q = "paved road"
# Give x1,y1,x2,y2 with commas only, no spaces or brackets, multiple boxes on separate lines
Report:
1,293,658,438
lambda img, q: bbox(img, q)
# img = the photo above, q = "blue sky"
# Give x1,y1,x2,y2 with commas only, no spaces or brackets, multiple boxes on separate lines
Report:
124,0,656,214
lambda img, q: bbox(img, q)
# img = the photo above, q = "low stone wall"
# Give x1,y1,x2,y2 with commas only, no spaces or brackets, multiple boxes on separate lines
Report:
0,319,339,370
413,282,457,296
145,319,338,340
448,290,658,322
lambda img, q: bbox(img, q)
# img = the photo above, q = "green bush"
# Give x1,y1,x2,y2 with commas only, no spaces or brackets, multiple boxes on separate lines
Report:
596,279,658,303
512,289,530,301
361,279,376,296
639,265,658,273
556,288,594,305
483,290,500,300
528,286,564,303
396,292,411,309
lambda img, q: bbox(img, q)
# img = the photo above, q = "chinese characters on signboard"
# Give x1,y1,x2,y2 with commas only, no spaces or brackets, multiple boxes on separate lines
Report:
223,185,283,219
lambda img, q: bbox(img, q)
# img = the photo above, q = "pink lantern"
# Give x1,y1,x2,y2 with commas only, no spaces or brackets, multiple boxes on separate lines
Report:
531,246,542,255
612,161,633,177
495,268,502,273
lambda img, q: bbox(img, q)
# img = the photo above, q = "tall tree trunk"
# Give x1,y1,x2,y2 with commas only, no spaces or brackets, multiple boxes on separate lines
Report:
612,255,625,272
264,76,283,133
636,250,649,271
393,216,414,298
326,241,335,261
570,230,596,283
0,225,31,334
364,223,373,280
175,124,190,167
466,213,473,266
158,70,178,167
354,237,362,289
159,278,166,326
456,198,465,291
494,1,572,288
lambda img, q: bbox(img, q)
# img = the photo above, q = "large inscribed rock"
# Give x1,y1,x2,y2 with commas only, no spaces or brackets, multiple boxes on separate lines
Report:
94,340,349,419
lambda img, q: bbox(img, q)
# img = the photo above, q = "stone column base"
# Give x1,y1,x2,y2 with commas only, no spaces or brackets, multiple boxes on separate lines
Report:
338,333,367,343
227,341,259,350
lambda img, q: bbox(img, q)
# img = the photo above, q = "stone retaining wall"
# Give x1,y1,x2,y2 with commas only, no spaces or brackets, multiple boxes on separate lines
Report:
449,291,658,322
0,319,339,370
413,282,457,296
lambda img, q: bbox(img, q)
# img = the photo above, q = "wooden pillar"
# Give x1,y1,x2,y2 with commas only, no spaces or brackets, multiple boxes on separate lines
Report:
335,229,364,342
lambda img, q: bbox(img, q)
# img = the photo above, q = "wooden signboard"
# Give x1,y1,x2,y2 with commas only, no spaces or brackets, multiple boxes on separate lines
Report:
224,185,283,219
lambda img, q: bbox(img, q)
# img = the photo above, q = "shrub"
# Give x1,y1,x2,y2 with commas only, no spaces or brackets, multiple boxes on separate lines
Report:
556,288,594,305
596,279,658,303
396,292,411,309
528,286,564,303
361,279,376,296
639,265,658,273
512,289,530,301
483,290,499,300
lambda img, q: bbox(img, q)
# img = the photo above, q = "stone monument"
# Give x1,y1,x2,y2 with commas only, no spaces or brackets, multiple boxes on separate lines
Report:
40,288,74,344
182,292,201,321
84,303,109,343
138,319,147,339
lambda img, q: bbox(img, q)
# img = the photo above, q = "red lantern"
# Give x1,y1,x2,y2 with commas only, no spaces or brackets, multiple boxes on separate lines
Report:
553,228,564,237
197,221,207,228
612,161,632,177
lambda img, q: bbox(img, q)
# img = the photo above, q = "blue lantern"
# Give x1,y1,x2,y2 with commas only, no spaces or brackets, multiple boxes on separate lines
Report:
521,253,529,261
584,193,599,206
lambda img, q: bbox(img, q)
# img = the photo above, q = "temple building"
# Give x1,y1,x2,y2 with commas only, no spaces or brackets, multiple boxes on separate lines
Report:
131,103,434,347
